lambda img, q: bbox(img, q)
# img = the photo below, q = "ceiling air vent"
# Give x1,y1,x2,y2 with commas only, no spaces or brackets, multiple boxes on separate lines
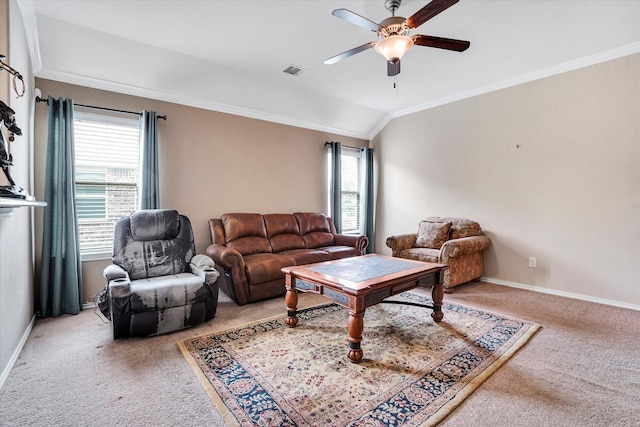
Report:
282,65,308,77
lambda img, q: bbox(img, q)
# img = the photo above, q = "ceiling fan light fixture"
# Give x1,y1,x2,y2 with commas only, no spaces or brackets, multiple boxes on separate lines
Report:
375,34,414,62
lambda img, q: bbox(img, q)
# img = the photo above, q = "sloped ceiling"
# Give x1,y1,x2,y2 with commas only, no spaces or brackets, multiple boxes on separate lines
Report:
16,0,640,139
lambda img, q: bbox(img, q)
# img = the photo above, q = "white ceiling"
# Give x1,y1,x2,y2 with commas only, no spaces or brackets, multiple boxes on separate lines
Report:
17,0,640,139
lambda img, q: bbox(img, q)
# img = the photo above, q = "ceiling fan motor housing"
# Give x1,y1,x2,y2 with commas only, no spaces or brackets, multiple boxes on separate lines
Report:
378,16,409,37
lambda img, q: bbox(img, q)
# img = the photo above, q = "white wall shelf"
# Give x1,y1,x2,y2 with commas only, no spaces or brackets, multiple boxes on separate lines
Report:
0,197,46,216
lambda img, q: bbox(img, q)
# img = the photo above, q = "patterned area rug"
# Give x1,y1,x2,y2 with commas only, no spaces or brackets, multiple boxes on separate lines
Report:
178,292,540,426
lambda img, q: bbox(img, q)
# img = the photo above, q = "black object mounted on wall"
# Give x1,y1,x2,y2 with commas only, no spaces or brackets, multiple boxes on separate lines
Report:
0,100,31,200
0,54,32,200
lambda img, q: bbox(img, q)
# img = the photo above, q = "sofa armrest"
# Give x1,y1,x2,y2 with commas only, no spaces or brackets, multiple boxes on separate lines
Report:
386,233,418,257
205,244,245,271
440,235,491,264
190,254,220,285
334,234,369,255
206,243,250,304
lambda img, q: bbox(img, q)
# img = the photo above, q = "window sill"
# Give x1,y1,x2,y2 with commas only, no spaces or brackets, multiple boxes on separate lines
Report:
81,252,112,262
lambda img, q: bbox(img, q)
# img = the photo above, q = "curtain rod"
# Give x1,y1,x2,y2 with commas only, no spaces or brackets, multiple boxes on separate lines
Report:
35,96,167,120
324,141,367,151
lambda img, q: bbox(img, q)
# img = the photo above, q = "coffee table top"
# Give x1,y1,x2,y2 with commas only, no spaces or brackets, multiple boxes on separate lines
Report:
282,254,446,292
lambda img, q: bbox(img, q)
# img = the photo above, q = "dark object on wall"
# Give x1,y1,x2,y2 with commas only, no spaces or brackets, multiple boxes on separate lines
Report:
0,100,32,200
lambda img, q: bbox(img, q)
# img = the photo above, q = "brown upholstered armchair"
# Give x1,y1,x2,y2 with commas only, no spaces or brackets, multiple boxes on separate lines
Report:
386,216,491,291
98,209,219,339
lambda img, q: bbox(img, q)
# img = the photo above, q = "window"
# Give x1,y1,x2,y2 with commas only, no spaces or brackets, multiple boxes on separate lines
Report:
73,111,141,259
340,148,361,234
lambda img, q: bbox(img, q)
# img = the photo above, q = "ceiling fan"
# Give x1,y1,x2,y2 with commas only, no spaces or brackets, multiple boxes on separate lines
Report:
325,0,470,77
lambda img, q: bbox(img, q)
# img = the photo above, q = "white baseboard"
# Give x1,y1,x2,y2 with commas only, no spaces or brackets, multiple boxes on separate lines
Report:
480,277,640,312
0,315,36,391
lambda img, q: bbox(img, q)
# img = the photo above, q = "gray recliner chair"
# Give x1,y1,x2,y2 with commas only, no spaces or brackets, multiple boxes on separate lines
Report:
99,209,219,339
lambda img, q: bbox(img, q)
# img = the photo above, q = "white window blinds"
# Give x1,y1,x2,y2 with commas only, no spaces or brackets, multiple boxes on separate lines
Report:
73,111,140,258
341,149,361,234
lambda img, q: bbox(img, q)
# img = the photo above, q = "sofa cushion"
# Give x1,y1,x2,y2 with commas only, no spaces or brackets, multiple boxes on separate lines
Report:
416,221,452,249
399,248,440,263
227,236,273,256
302,232,335,249
319,245,362,260
264,214,305,252
222,213,271,255
294,212,336,249
279,249,331,265
270,234,306,252
264,213,300,236
243,253,296,284
222,213,267,241
295,212,331,234
425,216,482,240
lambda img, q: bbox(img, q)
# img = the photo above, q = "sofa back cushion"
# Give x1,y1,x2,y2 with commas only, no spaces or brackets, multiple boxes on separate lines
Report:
221,213,272,255
264,213,306,253
295,212,335,248
424,216,482,240
416,220,452,249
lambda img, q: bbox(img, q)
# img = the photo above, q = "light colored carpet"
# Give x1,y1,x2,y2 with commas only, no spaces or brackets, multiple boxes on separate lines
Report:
178,291,539,426
1,282,639,426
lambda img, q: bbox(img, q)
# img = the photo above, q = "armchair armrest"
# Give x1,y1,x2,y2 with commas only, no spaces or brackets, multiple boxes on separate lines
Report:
190,254,220,284
102,265,132,338
103,264,128,281
386,233,418,257
103,264,131,299
440,235,491,264
334,234,369,255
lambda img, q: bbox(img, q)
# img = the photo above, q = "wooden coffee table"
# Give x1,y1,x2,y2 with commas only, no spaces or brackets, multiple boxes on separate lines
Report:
282,254,447,363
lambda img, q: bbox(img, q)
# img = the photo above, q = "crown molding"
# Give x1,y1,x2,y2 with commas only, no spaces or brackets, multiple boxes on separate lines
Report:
35,66,371,141
15,0,41,74
21,0,639,145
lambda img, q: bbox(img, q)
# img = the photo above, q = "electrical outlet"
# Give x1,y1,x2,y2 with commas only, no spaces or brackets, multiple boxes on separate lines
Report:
529,257,537,268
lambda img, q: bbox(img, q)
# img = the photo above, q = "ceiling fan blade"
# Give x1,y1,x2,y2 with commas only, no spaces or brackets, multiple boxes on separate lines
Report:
332,9,381,32
387,60,401,77
406,0,459,29
412,34,470,51
324,42,376,65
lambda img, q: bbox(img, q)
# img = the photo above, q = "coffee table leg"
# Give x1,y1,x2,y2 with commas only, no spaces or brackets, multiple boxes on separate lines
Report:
431,282,444,322
285,288,299,327
347,311,364,363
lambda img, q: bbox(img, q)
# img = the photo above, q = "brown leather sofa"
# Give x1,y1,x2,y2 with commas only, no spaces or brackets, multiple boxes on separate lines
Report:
206,212,368,305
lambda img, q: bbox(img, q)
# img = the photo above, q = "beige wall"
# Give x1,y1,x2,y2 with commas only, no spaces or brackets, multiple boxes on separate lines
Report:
372,53,640,308
0,0,38,384
33,79,367,303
